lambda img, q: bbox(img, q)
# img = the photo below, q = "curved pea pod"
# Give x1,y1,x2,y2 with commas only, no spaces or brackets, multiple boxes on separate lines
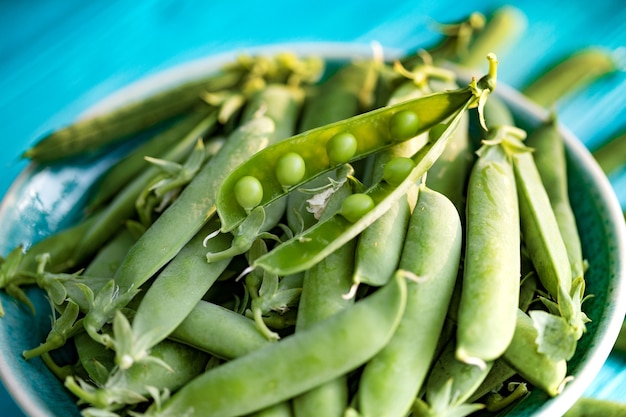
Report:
456,131,521,368
217,83,480,232
252,100,473,276
357,185,463,417
525,116,585,282
501,310,569,397
149,273,407,417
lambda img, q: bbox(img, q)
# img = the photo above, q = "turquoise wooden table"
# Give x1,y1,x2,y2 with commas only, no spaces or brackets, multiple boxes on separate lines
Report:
1,0,625,415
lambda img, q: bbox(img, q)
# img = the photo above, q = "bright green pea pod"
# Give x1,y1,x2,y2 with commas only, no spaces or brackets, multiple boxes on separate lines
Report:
456,132,520,368
113,116,275,292
150,273,407,417
512,144,573,304
217,83,482,233
170,300,270,360
526,116,585,282
253,99,471,277
501,310,569,397
563,397,626,417
358,185,462,417
292,238,356,417
114,217,233,369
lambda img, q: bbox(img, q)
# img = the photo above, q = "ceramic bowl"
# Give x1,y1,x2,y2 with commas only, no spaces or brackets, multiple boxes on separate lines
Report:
1,42,625,417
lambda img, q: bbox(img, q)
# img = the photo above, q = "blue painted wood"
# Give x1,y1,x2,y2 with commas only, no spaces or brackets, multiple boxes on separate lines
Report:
1,1,625,415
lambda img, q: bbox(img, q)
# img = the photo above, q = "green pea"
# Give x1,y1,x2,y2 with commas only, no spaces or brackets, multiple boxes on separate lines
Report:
327,132,358,165
276,152,306,187
234,176,264,210
382,157,416,186
428,123,448,142
389,110,419,141
340,193,375,223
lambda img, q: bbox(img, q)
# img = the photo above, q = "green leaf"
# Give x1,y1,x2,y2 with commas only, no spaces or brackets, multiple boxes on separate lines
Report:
529,309,577,361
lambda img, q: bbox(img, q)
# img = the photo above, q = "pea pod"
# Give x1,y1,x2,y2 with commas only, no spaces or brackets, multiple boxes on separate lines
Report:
22,70,241,163
563,397,626,417
414,339,493,417
253,98,471,277
357,185,463,417
512,135,573,302
69,332,210,412
86,108,216,211
72,111,219,265
292,236,356,417
501,309,569,397
526,116,585,282
522,48,617,107
456,126,521,368
216,72,493,232
348,67,433,295
79,116,275,342
169,300,270,360
112,217,233,370
149,273,407,417
298,60,379,132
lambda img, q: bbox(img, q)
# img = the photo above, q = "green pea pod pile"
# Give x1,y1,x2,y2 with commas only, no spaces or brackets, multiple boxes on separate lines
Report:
0,9,600,417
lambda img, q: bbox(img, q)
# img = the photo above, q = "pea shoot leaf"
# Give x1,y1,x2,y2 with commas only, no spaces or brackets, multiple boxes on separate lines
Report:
529,309,578,361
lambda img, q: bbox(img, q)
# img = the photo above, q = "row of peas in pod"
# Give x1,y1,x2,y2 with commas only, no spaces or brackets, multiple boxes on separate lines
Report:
0,10,597,417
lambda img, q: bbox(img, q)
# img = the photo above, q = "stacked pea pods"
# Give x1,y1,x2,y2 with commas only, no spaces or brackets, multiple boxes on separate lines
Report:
0,10,622,417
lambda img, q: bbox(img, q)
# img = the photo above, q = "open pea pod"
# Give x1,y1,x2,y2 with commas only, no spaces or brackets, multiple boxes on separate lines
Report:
216,57,497,233
252,99,473,276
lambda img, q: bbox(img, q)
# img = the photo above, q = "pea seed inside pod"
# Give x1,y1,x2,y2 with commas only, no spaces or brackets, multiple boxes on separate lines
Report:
340,193,375,223
276,152,306,187
383,157,416,186
429,123,448,141
389,110,420,141
234,175,264,210
327,132,358,165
